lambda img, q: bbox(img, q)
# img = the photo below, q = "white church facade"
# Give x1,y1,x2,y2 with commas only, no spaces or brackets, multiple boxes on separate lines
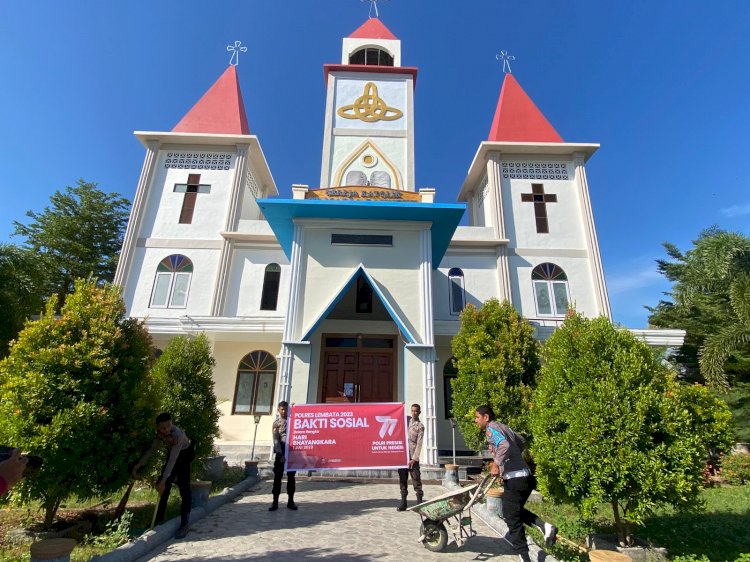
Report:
114,18,683,465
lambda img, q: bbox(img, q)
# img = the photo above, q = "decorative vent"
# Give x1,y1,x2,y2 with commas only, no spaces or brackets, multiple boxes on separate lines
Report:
477,174,489,206
164,152,232,170
245,166,259,198
502,161,569,180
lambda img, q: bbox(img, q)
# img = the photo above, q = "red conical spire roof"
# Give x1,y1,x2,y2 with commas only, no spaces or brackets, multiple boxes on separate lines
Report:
348,18,398,40
173,65,250,135
488,74,563,143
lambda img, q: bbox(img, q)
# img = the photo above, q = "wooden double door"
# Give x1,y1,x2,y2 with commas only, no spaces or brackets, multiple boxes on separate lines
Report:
321,335,395,403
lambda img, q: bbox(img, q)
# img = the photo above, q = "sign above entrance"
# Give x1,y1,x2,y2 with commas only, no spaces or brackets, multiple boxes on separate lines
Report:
305,186,420,202
285,402,408,471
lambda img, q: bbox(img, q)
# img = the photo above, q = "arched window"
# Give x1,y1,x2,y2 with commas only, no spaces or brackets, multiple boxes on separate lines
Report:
260,263,281,311
150,255,193,308
443,357,458,419
532,263,570,316
349,47,394,67
448,267,465,315
233,351,277,415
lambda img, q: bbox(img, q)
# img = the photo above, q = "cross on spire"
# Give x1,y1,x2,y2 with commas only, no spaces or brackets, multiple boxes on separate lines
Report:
521,183,557,233
226,40,247,66
496,50,516,74
361,0,388,18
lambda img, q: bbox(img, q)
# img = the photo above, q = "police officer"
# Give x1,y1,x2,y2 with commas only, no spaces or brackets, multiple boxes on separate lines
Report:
397,403,425,511
269,401,297,511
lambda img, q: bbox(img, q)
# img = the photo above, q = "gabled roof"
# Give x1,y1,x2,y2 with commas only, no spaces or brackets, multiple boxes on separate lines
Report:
172,65,250,135
348,18,398,40
301,264,417,343
488,73,563,143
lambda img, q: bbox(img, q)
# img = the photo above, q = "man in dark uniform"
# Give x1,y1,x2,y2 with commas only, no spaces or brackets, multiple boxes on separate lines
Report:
397,403,425,511
269,401,297,511
132,412,195,539
474,405,557,561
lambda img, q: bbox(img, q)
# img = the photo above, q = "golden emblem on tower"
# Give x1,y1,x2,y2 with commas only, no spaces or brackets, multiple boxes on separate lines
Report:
337,82,403,123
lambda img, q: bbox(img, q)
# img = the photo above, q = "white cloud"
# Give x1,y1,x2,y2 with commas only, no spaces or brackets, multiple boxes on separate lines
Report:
607,267,662,295
720,203,750,218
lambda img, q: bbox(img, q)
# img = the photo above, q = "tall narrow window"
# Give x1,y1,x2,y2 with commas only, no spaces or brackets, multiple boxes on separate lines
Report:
443,357,458,419
150,255,193,308
260,263,281,311
532,263,570,316
233,351,277,415
356,276,373,313
448,267,465,315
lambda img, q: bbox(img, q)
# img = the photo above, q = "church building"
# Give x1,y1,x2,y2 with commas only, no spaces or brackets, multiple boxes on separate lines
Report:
114,17,684,465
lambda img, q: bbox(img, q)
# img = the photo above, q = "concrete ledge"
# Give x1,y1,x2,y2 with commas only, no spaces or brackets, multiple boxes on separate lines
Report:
443,480,557,562
91,475,260,562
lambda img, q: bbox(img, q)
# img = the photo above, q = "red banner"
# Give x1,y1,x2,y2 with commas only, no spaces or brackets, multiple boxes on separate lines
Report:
285,402,408,471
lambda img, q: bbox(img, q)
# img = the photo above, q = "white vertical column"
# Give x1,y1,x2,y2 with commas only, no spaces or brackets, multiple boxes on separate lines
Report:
418,227,438,466
277,223,304,404
211,145,249,316
574,152,611,319
487,153,512,303
114,140,160,288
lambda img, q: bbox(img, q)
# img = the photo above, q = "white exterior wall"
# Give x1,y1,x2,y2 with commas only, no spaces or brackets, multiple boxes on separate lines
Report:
223,247,290,317
213,340,281,442
294,222,425,342
126,246,221,318
139,149,237,240
509,254,598,323
500,159,584,249
433,251,500,321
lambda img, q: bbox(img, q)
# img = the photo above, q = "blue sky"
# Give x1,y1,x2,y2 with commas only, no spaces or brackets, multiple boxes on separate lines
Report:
1,0,748,328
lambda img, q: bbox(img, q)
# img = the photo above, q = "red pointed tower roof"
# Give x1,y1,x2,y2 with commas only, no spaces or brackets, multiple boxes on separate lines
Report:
348,17,398,40
488,74,563,143
173,65,250,135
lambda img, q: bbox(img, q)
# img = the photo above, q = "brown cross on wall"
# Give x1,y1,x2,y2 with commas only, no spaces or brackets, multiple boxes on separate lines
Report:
521,183,557,233
174,174,211,224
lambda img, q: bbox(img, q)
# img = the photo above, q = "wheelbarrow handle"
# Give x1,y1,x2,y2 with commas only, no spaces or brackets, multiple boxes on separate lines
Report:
466,474,498,510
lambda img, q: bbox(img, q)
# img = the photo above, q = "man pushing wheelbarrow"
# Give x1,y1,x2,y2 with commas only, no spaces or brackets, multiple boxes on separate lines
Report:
410,405,557,559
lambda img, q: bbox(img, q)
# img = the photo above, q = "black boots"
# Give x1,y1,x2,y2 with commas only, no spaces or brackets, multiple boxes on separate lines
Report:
396,494,408,512
287,496,298,510
269,495,279,511
416,492,424,504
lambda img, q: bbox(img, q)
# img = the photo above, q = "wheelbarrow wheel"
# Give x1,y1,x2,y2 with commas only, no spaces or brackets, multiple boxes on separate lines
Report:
421,518,448,552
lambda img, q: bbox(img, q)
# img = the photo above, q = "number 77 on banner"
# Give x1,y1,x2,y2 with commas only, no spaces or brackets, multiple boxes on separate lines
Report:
375,416,398,438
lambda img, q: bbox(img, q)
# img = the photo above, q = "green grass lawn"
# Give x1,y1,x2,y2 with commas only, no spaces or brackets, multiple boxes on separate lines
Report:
0,466,247,562
527,484,750,561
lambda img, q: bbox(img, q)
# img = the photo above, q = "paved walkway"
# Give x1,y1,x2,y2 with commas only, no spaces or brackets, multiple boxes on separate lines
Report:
143,479,519,561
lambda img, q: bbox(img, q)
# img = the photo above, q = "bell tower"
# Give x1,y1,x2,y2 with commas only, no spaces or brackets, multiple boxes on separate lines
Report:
319,17,416,191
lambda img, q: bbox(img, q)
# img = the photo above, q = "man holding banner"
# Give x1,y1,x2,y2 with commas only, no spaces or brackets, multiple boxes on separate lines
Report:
397,403,424,511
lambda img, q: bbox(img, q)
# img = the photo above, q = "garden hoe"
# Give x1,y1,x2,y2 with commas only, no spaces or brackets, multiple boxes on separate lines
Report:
113,479,135,520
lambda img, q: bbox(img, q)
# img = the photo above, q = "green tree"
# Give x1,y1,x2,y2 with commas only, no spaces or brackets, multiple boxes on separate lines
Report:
530,312,733,546
0,279,157,528
648,227,750,388
13,179,130,308
0,244,44,356
450,299,540,450
150,335,220,465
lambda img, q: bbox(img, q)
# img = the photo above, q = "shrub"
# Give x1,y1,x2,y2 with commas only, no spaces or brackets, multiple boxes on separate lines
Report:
0,279,157,528
150,334,220,466
722,452,750,485
450,299,539,449
530,311,734,546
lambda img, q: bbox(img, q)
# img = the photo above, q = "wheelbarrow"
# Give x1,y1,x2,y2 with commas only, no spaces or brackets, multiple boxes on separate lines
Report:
410,474,498,552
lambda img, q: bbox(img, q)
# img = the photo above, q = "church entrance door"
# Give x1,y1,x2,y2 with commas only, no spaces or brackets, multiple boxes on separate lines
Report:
321,334,395,403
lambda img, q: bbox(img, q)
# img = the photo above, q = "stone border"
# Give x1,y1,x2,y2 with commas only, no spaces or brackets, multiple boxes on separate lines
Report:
442,479,557,562
91,475,260,562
